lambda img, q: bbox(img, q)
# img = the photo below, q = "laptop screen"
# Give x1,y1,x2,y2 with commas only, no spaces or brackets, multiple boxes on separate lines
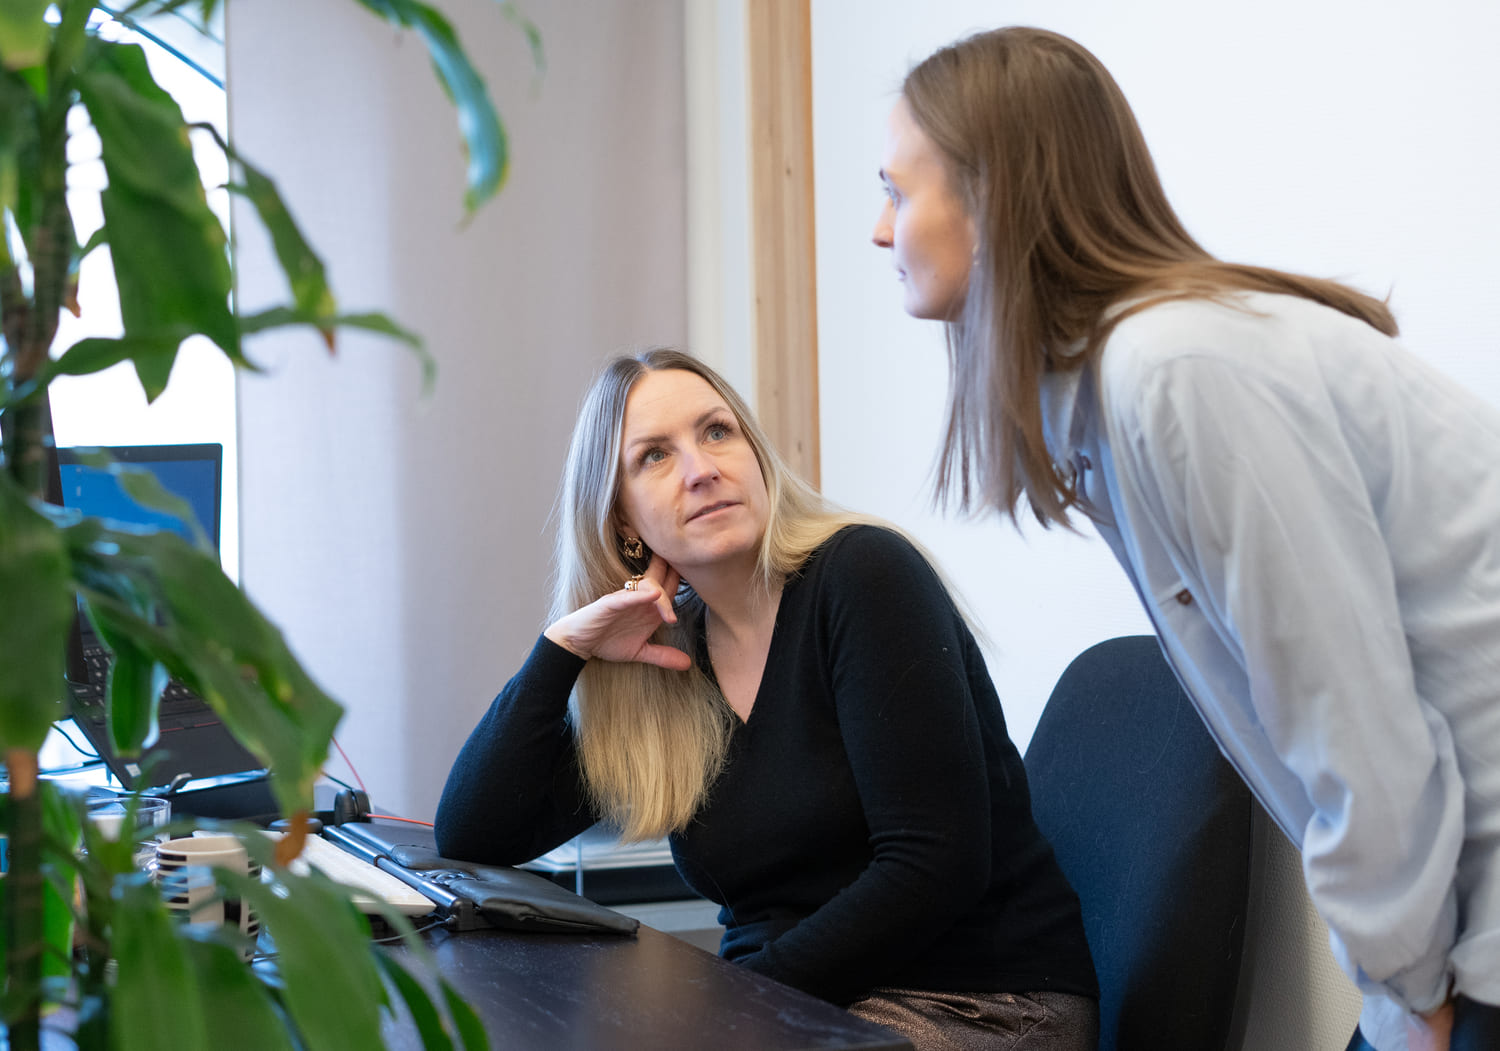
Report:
48,442,267,798
55,444,222,547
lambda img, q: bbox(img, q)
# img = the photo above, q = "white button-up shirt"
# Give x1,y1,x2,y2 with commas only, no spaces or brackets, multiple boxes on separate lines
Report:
1041,291,1500,1048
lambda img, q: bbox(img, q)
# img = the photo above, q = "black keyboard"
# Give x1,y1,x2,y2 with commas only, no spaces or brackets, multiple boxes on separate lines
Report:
68,641,215,731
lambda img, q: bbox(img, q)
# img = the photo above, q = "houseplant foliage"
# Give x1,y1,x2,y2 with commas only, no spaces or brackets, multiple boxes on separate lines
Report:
0,0,537,1047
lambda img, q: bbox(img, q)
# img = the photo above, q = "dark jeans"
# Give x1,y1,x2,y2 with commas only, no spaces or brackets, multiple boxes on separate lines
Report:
1345,995,1500,1051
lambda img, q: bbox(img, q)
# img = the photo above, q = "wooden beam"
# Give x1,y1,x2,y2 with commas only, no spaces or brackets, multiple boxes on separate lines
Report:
746,0,819,488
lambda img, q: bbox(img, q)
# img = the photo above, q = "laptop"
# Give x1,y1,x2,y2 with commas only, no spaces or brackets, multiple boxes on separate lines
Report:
51,443,267,796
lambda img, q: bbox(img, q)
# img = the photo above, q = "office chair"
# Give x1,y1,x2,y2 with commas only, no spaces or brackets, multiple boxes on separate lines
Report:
1025,635,1364,1051
1024,635,1254,1051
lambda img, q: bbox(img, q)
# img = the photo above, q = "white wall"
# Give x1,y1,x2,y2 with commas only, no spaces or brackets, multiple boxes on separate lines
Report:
685,0,756,399
227,0,687,819
811,0,1500,751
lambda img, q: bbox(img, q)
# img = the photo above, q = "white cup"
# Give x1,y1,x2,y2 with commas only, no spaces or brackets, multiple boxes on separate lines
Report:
155,834,262,957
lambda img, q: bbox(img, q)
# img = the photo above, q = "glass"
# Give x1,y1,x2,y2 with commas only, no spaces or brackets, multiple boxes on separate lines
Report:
86,795,172,870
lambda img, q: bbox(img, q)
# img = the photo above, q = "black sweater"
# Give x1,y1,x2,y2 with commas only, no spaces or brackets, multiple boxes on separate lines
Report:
436,526,1096,1006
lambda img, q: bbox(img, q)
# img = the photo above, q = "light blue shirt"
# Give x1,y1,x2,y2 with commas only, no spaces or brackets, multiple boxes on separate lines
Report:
1042,291,1500,1048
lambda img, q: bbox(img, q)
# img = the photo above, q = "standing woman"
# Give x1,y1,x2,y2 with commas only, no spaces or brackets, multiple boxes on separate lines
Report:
436,349,1099,1050
870,25,1500,1051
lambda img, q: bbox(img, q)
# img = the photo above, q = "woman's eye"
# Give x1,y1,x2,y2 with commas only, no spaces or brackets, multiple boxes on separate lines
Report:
641,448,666,466
706,423,729,442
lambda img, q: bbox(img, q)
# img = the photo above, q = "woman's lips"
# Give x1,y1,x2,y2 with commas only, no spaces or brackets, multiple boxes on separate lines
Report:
688,501,736,522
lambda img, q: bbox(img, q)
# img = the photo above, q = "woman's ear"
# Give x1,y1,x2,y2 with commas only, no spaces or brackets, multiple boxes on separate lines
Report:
610,513,636,548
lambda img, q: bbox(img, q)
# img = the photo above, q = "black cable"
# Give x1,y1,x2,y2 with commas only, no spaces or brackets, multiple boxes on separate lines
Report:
321,772,358,793
371,917,448,944
47,723,101,761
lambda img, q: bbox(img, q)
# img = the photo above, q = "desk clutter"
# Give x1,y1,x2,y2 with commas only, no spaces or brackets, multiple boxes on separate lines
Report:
269,829,435,916
88,785,642,942
328,820,640,936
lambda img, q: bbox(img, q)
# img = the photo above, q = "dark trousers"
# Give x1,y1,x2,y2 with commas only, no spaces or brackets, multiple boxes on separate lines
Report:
1345,996,1500,1051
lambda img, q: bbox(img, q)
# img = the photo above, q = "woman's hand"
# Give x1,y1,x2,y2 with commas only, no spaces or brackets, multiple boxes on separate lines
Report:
1407,1000,1454,1051
543,556,692,671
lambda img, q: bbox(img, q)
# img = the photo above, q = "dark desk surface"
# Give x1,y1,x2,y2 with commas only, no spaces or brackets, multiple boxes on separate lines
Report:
381,923,910,1050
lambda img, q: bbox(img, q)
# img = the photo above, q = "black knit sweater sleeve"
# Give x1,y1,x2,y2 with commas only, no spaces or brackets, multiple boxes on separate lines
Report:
434,635,598,864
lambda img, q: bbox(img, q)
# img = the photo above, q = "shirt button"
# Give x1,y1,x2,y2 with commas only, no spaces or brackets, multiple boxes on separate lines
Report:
1175,589,1193,605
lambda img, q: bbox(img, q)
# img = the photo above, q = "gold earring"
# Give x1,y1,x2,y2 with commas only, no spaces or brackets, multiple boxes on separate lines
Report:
623,536,645,559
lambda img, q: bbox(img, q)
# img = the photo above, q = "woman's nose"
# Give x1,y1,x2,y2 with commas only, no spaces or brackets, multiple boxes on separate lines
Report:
681,450,719,486
872,200,893,248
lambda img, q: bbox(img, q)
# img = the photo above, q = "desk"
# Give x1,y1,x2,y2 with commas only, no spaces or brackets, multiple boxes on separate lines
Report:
380,922,910,1050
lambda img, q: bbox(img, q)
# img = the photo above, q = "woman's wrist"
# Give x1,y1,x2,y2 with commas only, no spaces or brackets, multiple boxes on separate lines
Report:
543,623,590,660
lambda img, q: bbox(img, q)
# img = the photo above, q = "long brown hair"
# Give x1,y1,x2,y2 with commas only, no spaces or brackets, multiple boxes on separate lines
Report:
902,26,1397,526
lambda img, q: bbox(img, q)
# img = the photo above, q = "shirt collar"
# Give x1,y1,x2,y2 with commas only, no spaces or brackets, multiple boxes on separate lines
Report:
1040,361,1114,525
1041,366,1087,468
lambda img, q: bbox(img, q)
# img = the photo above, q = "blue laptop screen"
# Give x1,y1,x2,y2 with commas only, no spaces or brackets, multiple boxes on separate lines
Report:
56,446,221,548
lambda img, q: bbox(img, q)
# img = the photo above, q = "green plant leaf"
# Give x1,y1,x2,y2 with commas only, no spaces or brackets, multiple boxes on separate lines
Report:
0,475,73,752
111,878,213,1051
38,785,83,990
75,41,238,392
411,1,508,215
62,518,343,818
103,634,167,757
227,868,390,1051
441,977,490,1051
375,952,454,1051
240,306,434,393
42,330,195,402
354,0,508,215
75,222,109,269
178,937,297,1051
498,2,546,77
0,0,49,73
221,172,334,323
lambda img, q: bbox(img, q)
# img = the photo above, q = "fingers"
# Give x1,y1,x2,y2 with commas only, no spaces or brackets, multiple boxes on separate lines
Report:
638,554,680,625
655,563,680,623
638,642,693,672
544,560,686,664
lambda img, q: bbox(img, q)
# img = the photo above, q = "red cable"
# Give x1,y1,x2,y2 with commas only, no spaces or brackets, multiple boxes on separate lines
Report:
329,735,368,795
327,737,436,826
370,814,435,827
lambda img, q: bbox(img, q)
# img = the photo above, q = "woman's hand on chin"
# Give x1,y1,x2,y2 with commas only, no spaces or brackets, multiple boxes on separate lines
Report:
544,556,693,671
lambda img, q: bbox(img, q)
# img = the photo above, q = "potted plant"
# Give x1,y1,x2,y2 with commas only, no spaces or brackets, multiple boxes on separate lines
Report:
0,1,537,1047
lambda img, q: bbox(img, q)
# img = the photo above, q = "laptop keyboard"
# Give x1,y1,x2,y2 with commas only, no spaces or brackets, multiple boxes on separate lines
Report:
68,641,217,730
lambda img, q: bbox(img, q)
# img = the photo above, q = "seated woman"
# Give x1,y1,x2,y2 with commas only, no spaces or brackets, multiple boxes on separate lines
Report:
435,348,1098,1050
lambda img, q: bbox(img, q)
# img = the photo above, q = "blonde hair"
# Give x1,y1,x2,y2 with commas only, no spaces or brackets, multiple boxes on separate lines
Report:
553,349,874,840
902,26,1398,527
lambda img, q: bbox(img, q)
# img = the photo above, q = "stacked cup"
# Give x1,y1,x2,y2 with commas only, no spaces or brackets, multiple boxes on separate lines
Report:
155,834,262,959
